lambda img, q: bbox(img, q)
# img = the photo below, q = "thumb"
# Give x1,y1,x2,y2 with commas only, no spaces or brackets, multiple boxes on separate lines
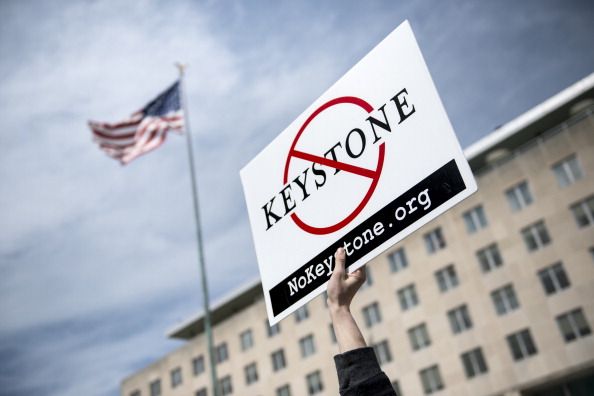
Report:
334,247,346,275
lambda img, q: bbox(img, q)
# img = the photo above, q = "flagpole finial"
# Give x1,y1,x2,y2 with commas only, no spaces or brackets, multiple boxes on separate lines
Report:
175,62,188,77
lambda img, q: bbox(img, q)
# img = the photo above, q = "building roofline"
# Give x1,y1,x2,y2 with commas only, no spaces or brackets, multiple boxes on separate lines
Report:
168,72,594,341
464,72,594,171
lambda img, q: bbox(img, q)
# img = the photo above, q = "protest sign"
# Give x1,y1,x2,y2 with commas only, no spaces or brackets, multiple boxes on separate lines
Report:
240,20,477,324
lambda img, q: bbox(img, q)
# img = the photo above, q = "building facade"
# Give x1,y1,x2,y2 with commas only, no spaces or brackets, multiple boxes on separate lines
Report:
121,74,594,396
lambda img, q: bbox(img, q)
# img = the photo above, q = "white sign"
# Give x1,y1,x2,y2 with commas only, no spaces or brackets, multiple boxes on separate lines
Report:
240,20,477,325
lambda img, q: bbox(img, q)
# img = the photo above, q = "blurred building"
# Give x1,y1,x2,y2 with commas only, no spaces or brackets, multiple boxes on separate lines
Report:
121,74,594,396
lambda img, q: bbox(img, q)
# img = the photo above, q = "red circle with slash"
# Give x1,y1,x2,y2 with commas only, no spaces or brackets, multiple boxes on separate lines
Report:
283,96,385,235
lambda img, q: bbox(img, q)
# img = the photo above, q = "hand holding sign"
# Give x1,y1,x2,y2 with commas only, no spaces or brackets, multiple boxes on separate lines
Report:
327,248,366,312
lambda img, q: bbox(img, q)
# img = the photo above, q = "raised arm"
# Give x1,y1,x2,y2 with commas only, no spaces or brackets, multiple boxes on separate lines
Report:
326,247,367,353
327,247,397,396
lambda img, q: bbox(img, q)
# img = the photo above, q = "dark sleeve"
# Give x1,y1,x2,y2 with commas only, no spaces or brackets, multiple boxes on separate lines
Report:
333,347,397,396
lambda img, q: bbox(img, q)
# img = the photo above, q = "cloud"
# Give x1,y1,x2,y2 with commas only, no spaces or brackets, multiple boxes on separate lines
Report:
0,294,191,396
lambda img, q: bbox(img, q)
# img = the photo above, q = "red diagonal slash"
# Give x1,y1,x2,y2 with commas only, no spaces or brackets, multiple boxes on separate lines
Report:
291,150,376,179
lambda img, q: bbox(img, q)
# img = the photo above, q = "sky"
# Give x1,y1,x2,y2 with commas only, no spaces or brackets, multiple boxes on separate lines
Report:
1,1,593,395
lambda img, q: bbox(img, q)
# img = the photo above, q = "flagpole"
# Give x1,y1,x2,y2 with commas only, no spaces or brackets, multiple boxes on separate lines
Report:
176,63,219,396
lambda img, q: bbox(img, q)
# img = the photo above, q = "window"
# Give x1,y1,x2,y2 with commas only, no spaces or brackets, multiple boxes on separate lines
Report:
460,348,489,380
295,305,309,322
306,371,324,395
329,324,337,344
192,355,205,376
130,390,141,396
362,302,382,327
556,308,591,343
463,205,488,233
424,227,446,253
299,334,316,358
461,348,488,378
507,329,538,361
408,323,431,351
571,195,594,228
149,379,161,396
506,181,533,211
170,367,182,388
372,340,393,365
397,284,419,311
271,349,286,371
491,284,520,315
476,243,503,272
195,389,207,396
218,375,233,396
521,220,551,251
419,365,444,394
538,262,570,295
276,384,291,396
552,154,583,187
435,264,459,292
215,342,228,364
267,320,280,337
389,248,408,272
391,381,402,396
447,305,473,334
240,329,253,351
244,362,258,385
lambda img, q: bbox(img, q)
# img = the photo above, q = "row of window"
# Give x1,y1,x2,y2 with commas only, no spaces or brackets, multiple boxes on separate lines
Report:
422,155,589,255
449,154,585,237
388,258,572,314
133,242,590,396
504,153,585,211
379,313,590,396
390,215,585,286
137,249,584,395
423,198,590,259
133,302,591,396
289,306,584,396
136,369,324,396
194,320,281,372
365,275,577,341
191,306,309,376
391,193,592,275
131,270,591,394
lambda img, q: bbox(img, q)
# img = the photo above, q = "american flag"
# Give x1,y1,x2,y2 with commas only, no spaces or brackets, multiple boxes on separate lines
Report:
88,81,184,165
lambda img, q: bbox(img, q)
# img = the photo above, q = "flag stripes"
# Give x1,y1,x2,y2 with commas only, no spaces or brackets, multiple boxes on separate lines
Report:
88,81,184,164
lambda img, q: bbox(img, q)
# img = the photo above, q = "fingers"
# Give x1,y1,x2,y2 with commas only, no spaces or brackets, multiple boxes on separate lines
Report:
348,265,366,287
352,266,366,278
